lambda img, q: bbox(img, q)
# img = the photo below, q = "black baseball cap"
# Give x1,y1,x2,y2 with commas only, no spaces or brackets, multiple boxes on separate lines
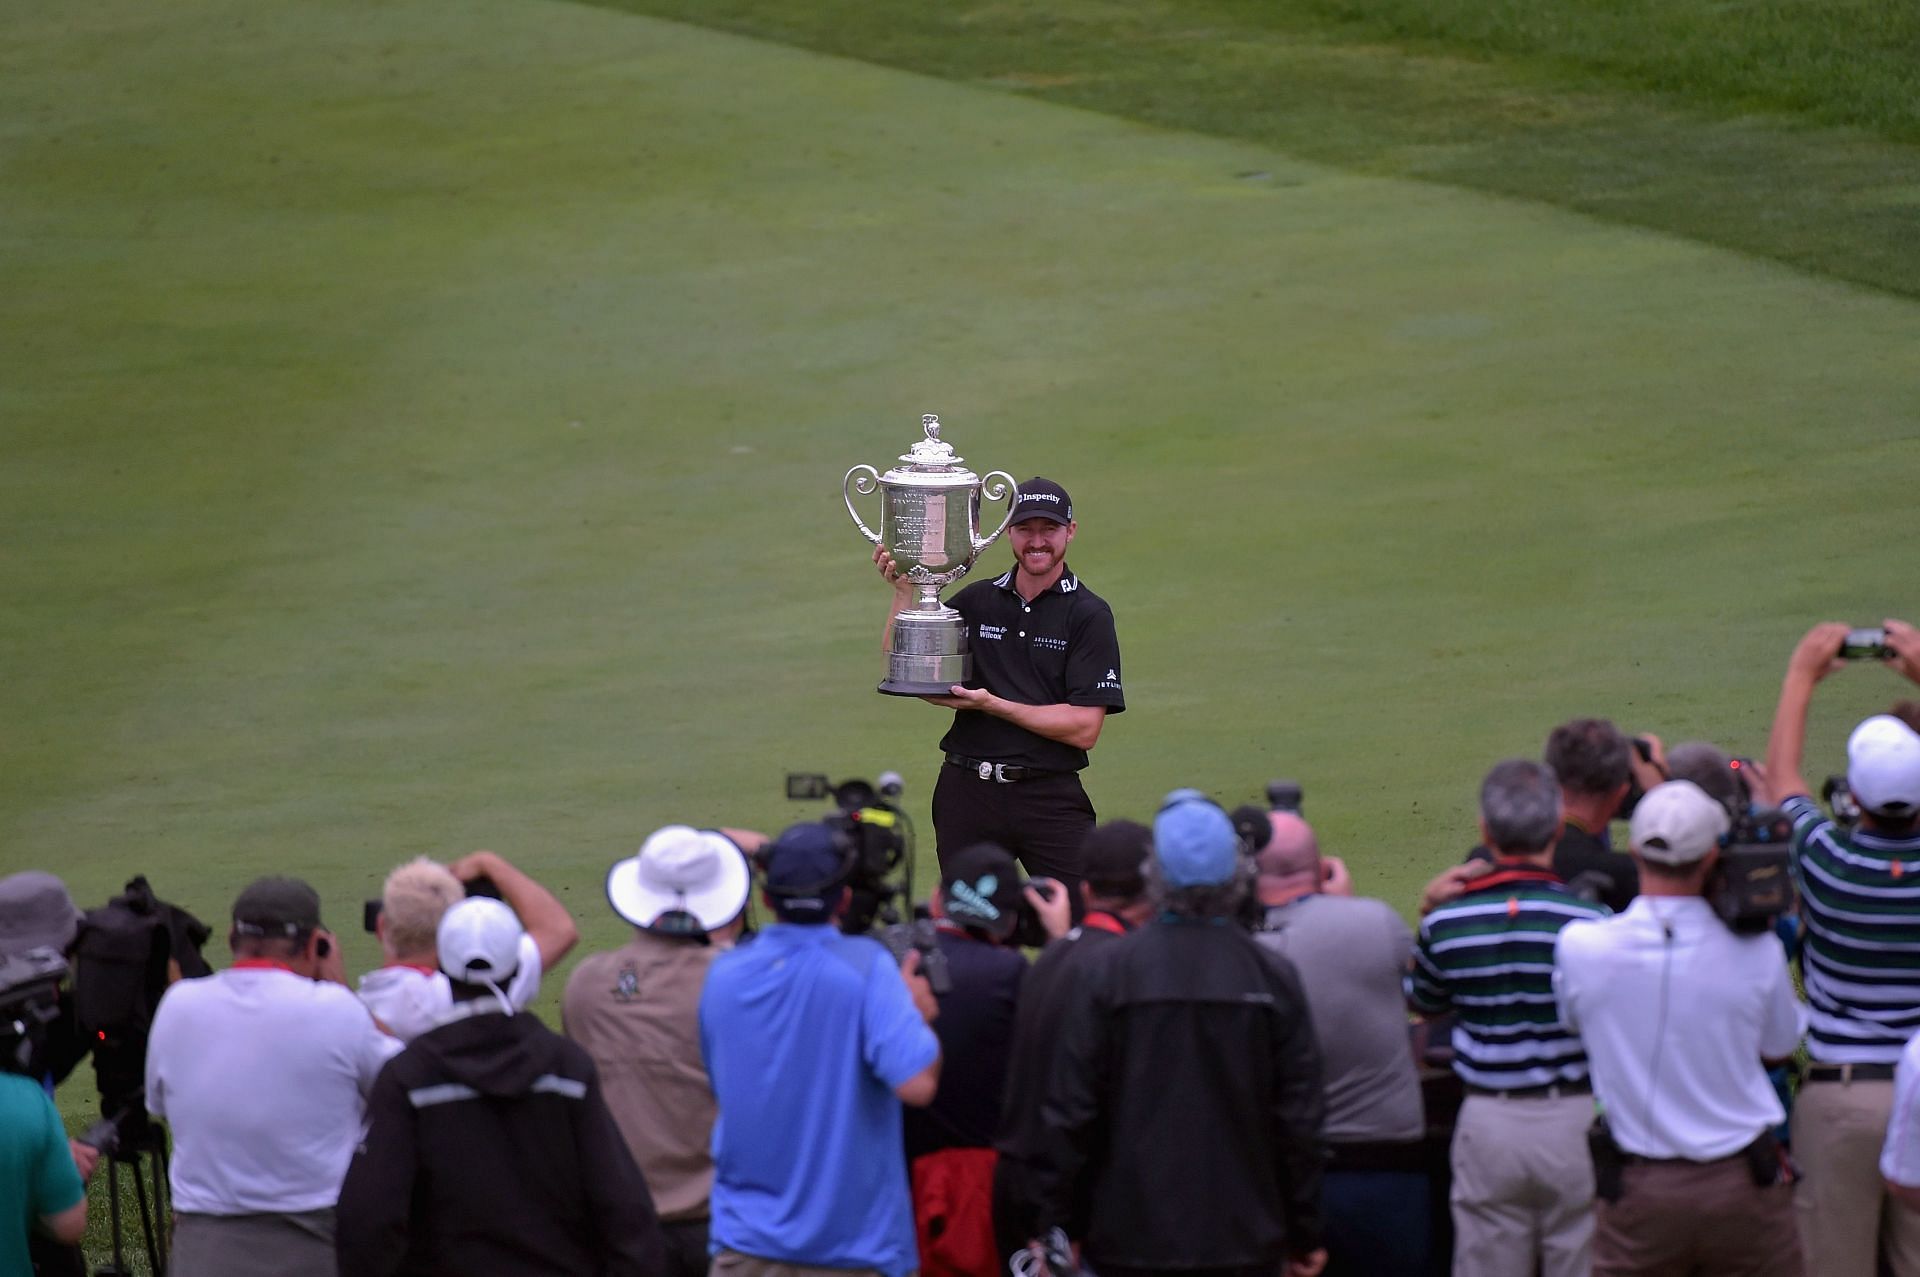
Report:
940,843,1024,940
1080,820,1150,898
232,876,323,938
1009,477,1073,526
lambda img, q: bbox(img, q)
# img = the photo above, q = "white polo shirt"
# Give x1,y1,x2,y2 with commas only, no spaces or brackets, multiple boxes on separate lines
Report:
1881,1032,1920,1187
145,965,400,1214
1554,896,1805,1160
356,933,541,1041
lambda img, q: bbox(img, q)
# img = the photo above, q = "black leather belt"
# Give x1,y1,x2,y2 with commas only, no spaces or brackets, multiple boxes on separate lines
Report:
1804,1063,1897,1083
945,754,1064,784
1465,1079,1592,1100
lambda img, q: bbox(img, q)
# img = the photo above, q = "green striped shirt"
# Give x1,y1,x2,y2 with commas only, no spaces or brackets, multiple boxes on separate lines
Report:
1406,866,1608,1090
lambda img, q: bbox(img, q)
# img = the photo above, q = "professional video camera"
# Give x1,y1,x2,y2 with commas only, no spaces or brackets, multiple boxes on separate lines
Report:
1708,807,1797,934
0,948,67,1076
70,876,213,1138
785,770,950,993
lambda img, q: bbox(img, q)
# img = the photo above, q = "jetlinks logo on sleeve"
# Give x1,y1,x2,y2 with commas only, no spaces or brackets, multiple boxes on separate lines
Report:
1097,669,1122,691
950,875,1002,923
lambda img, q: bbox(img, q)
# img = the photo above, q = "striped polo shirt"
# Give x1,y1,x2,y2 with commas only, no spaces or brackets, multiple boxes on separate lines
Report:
1406,865,1609,1090
1787,794,1920,1064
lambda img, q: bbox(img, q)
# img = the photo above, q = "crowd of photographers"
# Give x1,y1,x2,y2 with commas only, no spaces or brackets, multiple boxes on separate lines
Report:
6,617,1920,1277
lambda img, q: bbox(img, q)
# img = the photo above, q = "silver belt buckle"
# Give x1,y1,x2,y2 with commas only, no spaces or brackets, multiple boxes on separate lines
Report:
978,761,994,781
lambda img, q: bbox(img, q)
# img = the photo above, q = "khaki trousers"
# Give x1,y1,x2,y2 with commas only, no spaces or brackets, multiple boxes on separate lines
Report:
1792,1078,1920,1277
1594,1156,1801,1277
711,1248,896,1277
1450,1092,1595,1277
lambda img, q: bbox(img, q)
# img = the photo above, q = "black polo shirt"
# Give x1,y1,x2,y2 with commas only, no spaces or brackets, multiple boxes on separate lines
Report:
939,564,1125,772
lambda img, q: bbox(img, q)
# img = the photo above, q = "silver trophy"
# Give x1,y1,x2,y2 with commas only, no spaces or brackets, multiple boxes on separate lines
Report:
845,414,1015,696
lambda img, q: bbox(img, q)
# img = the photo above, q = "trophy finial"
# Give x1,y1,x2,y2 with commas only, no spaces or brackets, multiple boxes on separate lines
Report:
922,413,941,441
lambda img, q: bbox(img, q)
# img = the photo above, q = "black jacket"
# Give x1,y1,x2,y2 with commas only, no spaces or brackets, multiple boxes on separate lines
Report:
336,1008,666,1277
1029,918,1327,1267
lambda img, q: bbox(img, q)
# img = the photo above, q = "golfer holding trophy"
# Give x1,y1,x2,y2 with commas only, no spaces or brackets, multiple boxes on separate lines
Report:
847,414,1126,904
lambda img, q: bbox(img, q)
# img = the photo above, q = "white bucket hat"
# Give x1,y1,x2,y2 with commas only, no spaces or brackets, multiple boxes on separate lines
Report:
607,826,751,934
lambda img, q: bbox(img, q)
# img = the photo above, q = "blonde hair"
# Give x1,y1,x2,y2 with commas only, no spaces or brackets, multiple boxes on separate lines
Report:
381,858,463,960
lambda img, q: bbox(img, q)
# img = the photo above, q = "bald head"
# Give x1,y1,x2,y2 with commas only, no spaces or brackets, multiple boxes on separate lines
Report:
1255,812,1321,905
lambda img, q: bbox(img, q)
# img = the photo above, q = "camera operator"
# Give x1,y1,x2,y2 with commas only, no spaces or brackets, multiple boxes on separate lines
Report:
358,850,578,1040
0,874,99,1185
145,876,399,1277
902,843,1070,1274
0,935,89,1275
1766,618,1920,1277
563,825,760,1277
1254,811,1427,1277
992,818,1154,1272
699,821,942,1277
1553,780,1806,1276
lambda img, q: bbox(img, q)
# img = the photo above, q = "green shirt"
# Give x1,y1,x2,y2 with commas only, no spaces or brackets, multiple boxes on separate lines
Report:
1,1073,84,1274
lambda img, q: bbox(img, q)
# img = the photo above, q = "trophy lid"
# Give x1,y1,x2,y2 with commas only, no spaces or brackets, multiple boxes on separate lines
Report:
884,414,979,486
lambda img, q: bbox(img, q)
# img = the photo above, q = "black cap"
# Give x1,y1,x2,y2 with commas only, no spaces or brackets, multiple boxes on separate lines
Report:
232,876,323,938
1009,477,1072,526
1080,820,1150,898
940,843,1024,940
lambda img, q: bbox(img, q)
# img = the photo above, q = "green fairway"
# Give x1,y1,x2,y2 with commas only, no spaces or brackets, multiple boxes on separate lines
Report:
3,1,1919,1258
6,0,1919,940
587,0,1920,298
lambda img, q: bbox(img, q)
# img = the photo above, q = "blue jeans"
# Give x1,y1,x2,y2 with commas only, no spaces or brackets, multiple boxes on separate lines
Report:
1323,1169,1430,1277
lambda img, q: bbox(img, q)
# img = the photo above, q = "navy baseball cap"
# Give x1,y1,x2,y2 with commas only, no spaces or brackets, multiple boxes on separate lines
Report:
761,822,852,923
1009,477,1073,526
1153,790,1240,888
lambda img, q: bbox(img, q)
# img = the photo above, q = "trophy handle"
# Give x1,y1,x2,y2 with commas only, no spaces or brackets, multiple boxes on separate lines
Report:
844,465,883,546
973,471,1017,554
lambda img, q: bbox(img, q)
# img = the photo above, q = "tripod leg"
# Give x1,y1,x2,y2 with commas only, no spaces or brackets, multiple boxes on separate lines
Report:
131,1151,160,1276
155,1141,171,1276
108,1154,127,1271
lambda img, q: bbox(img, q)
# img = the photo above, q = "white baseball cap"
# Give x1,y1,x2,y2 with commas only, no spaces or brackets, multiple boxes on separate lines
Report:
437,897,524,986
1630,780,1731,865
1848,715,1920,816
607,826,750,934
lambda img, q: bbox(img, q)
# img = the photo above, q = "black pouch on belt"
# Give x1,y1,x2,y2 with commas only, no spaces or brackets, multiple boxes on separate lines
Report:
1745,1130,1787,1187
1589,1113,1624,1203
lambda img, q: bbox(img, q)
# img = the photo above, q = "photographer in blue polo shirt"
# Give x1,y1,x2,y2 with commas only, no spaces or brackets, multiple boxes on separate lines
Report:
699,822,942,1277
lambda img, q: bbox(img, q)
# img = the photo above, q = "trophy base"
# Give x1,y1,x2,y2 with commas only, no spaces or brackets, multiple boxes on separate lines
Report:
877,677,968,697
878,643,971,698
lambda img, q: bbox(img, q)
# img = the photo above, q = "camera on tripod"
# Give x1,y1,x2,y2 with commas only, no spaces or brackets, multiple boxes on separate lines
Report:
785,770,950,993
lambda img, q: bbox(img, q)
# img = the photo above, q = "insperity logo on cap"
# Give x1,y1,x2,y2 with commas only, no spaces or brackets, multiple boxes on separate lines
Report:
1010,478,1073,525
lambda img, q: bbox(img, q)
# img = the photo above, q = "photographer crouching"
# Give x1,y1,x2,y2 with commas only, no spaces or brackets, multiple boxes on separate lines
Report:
1553,781,1806,1276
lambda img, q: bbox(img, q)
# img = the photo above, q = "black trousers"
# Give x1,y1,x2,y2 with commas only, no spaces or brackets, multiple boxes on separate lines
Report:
932,764,1095,917
660,1218,709,1277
